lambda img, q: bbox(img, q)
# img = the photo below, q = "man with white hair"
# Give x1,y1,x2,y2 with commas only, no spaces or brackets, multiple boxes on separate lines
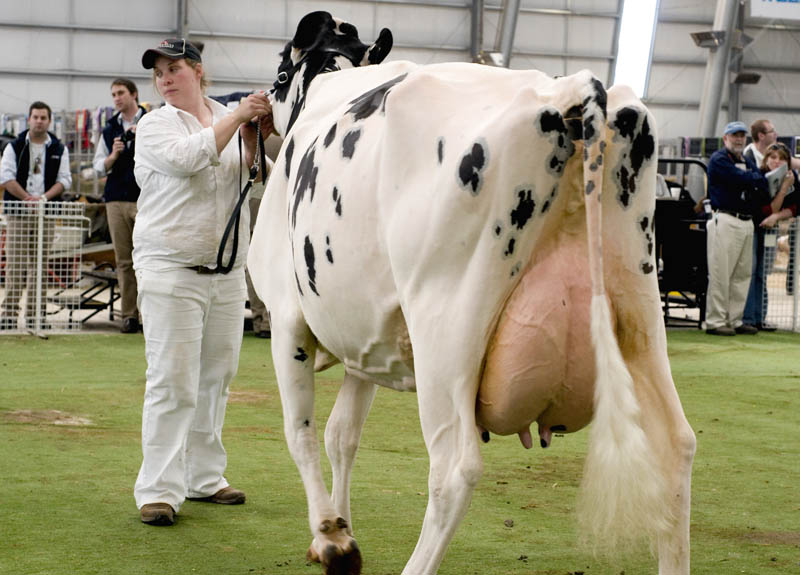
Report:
705,121,768,336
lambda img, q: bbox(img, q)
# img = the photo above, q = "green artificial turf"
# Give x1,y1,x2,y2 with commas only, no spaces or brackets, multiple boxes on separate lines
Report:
1,329,798,574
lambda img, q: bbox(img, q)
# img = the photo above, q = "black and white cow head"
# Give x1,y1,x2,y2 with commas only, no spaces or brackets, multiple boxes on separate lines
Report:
272,11,393,136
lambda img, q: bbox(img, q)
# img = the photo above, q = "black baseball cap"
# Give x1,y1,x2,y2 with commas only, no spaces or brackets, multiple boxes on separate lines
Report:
142,38,202,69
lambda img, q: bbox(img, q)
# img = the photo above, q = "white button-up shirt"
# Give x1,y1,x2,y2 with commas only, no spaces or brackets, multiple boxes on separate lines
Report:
133,98,251,272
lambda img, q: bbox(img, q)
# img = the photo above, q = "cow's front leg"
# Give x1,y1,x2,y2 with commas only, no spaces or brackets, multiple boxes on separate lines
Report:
402,366,484,575
307,372,376,565
272,319,361,574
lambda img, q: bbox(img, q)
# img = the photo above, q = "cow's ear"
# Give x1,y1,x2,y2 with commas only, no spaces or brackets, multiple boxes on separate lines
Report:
366,28,393,65
293,11,333,51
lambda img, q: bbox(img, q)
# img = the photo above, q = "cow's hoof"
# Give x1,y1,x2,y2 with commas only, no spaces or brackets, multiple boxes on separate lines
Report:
322,540,361,575
307,541,321,563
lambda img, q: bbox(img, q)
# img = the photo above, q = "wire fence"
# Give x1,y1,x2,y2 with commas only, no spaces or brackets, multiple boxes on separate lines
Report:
1,201,90,335
764,217,800,332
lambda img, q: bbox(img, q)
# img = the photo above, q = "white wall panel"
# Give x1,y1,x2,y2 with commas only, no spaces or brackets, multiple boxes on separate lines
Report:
566,15,614,53
659,0,715,21
0,29,71,71
189,0,289,37
653,21,708,61
520,0,617,10
71,0,175,29
647,64,706,102
649,106,700,140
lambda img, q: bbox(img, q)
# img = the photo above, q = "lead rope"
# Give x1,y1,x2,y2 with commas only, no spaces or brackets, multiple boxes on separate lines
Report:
216,119,266,274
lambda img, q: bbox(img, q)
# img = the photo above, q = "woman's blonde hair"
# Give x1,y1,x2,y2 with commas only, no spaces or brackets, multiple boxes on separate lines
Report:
152,57,210,96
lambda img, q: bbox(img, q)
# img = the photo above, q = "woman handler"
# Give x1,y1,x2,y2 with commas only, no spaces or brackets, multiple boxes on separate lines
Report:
132,38,272,526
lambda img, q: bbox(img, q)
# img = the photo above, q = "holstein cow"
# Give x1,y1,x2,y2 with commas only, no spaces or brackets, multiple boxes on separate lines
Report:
249,11,695,575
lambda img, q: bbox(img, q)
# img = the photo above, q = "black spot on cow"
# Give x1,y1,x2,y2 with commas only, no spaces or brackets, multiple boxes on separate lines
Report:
539,110,566,134
332,187,342,217
284,137,295,180
583,114,596,142
590,77,608,117
630,116,655,173
510,261,521,278
612,111,656,208
590,162,598,172
641,261,654,275
324,123,337,148
303,419,310,427
325,235,334,264
437,137,444,164
295,347,309,362
646,233,653,255
493,220,503,238
639,216,649,232
596,154,603,167
291,139,319,229
564,105,583,140
458,140,487,196
295,271,304,296
542,186,557,214
342,129,361,159
585,180,595,195
618,165,633,207
614,107,639,140
550,156,561,171
347,73,408,120
510,188,535,230
304,235,320,296
504,237,516,258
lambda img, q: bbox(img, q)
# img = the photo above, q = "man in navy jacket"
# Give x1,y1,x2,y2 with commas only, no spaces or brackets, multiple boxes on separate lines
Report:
0,101,72,330
705,121,768,336
93,78,146,333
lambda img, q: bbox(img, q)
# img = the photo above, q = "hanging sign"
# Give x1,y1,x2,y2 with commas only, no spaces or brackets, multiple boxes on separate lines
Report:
751,0,800,20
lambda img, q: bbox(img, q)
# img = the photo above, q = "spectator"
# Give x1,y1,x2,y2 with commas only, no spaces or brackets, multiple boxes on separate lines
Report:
744,118,800,172
743,143,797,330
743,119,776,168
705,121,768,336
132,38,273,526
93,78,146,333
0,101,72,330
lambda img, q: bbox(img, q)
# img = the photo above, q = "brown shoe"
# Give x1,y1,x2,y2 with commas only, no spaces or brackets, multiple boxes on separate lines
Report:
189,486,246,505
140,503,175,526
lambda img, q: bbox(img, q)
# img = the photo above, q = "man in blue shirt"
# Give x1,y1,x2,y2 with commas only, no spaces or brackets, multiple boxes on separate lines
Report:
705,121,768,336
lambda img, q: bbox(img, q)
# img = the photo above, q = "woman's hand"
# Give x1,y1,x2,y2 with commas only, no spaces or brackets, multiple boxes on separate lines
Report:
234,92,272,126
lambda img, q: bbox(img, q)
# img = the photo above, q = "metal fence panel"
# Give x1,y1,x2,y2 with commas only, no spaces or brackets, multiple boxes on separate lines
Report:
764,217,799,332
1,201,89,335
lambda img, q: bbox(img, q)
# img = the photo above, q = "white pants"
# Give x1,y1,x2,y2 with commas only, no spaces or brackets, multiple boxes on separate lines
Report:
134,267,247,511
705,212,753,330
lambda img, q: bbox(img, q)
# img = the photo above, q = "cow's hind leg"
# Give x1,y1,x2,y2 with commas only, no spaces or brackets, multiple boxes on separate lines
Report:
615,305,695,574
307,373,377,564
272,316,362,574
401,351,484,575
626,348,695,574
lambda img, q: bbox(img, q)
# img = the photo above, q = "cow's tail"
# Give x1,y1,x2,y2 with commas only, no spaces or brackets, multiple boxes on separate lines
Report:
575,74,671,555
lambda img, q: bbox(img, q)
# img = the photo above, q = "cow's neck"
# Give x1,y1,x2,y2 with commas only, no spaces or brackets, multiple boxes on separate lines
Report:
273,53,346,137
